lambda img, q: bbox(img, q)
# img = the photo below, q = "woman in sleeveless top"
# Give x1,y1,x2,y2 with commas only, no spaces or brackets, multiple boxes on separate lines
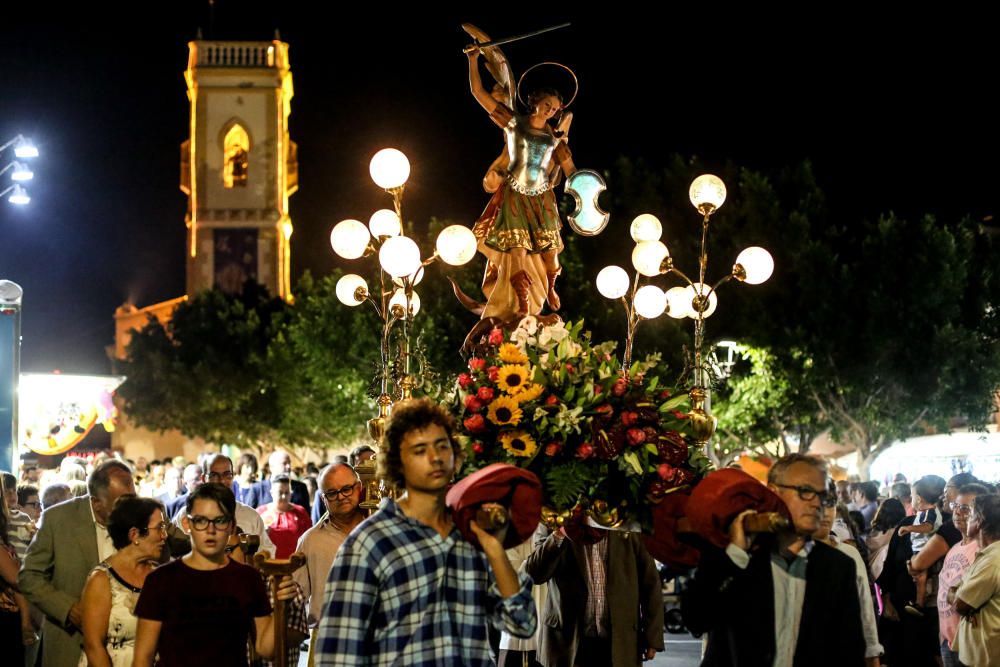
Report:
79,496,166,667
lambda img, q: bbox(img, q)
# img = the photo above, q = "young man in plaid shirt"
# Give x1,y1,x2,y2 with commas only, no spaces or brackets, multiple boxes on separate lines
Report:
315,398,536,666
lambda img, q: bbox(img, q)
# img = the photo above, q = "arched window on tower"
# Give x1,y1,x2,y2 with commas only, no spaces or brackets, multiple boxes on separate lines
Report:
223,124,250,188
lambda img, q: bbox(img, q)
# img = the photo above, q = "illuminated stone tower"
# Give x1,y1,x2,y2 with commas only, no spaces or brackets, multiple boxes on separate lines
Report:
180,40,298,300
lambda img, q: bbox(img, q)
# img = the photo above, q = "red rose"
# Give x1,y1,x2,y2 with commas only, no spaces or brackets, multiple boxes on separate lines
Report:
464,395,484,412
565,363,576,374
612,377,628,396
488,328,504,346
545,395,559,406
594,385,603,395
457,373,474,389
544,442,562,456
576,442,594,459
595,404,613,418
488,366,500,381
477,386,495,402
468,357,486,372
671,410,689,420
472,442,485,454
658,389,673,400
626,427,646,447
658,463,674,480
621,411,639,427
464,414,486,433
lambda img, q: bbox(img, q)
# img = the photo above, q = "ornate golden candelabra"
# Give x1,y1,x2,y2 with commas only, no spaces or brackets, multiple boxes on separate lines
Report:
595,174,774,448
331,149,478,508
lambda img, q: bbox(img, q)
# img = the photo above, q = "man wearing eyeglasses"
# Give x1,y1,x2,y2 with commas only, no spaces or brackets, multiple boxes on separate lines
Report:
19,460,136,667
683,453,867,667
293,463,365,666
170,454,276,558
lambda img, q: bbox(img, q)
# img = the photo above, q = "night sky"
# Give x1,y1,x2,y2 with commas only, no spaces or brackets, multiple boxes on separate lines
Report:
1,5,995,373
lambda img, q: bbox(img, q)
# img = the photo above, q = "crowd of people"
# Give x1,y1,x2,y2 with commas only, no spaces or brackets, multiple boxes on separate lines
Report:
683,461,1000,667
1,407,999,666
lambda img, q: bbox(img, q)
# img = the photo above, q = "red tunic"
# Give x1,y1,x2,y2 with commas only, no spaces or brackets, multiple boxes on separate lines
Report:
257,503,312,559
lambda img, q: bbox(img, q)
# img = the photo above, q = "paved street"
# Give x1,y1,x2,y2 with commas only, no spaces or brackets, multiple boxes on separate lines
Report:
653,632,702,666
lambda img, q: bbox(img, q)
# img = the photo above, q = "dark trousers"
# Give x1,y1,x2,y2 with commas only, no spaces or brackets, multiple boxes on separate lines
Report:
575,636,612,667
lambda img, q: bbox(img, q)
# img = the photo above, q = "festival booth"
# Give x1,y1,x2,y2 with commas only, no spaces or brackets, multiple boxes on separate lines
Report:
18,373,124,458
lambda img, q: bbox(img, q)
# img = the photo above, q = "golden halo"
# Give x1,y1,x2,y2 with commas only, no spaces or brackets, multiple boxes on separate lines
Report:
516,62,579,110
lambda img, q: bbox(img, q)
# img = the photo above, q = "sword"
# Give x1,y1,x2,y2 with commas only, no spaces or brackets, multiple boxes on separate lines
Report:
463,22,571,53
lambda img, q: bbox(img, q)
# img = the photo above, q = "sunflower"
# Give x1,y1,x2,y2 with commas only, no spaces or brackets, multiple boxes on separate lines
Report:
514,383,545,404
500,430,538,458
498,342,528,364
496,364,530,395
487,395,523,426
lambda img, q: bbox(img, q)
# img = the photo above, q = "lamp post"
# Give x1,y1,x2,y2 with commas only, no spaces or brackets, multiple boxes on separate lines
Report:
1,281,23,474
595,174,773,448
2,135,39,206
331,148,477,507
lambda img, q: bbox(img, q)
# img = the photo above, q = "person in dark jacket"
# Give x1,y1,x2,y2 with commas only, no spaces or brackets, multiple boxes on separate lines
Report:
682,454,866,667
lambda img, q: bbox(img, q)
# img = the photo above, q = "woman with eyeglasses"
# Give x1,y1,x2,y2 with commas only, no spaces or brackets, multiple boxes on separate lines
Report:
928,484,989,667
78,495,166,667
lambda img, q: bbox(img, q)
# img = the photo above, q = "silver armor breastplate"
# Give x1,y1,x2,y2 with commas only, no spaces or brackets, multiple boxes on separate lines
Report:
504,116,557,196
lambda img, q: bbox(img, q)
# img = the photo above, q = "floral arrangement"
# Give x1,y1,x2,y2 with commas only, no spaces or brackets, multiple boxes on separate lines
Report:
451,316,711,531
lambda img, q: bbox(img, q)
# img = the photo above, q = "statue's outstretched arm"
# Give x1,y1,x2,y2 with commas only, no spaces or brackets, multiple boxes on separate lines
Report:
468,47,499,114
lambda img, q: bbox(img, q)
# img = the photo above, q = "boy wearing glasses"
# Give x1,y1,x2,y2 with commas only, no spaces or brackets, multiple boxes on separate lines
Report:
133,484,296,667
682,453,867,666
315,398,535,666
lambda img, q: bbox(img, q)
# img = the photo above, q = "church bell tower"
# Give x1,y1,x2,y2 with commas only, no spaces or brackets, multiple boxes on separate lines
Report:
180,39,298,300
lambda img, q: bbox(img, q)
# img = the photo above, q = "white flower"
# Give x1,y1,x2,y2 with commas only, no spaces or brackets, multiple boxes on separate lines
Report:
510,328,535,350
564,340,583,359
552,404,584,433
519,315,538,335
538,323,570,351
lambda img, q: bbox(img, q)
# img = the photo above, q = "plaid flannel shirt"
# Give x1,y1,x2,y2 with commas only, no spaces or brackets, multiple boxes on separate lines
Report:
315,498,535,666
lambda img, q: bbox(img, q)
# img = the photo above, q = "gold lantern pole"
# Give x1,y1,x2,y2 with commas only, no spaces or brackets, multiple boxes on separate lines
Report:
595,174,775,449
331,149,478,509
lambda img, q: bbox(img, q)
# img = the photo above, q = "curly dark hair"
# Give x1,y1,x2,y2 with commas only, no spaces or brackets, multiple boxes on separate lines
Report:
527,87,563,108
107,496,165,550
378,398,458,490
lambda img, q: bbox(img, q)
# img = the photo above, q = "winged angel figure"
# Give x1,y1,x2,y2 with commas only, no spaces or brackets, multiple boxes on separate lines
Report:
458,23,579,322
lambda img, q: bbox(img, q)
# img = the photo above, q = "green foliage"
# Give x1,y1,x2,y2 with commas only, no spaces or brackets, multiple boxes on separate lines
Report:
545,460,595,508
269,271,383,446
119,283,287,446
710,344,796,464
449,317,702,528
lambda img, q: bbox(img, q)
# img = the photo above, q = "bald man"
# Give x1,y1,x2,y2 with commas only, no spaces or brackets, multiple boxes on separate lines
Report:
255,450,311,513
293,464,365,664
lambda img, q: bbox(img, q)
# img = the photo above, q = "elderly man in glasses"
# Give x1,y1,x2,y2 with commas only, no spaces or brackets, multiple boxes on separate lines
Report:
683,453,867,667
292,463,365,666
170,454,276,558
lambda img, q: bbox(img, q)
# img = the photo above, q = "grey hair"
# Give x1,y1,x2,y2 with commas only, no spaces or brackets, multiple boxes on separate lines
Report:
202,453,233,475
87,460,133,498
767,453,828,485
